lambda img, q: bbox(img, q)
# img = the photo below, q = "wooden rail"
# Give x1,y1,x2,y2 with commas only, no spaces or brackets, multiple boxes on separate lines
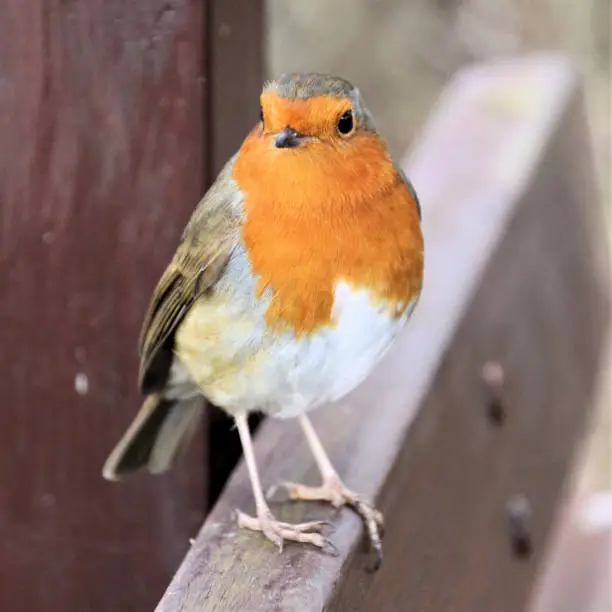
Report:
156,54,609,611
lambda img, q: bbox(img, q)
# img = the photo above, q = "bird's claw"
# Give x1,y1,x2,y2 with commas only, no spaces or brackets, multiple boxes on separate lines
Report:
270,477,385,570
352,499,385,572
235,509,337,556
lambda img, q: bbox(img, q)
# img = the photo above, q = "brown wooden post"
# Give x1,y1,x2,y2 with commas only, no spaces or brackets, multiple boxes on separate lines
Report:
0,1,261,610
207,0,265,176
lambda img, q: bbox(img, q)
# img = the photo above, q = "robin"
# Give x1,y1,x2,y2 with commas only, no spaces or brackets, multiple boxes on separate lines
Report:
102,72,424,569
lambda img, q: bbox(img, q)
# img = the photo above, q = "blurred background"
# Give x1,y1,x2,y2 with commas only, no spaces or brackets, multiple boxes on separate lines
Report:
268,0,610,176
0,0,609,610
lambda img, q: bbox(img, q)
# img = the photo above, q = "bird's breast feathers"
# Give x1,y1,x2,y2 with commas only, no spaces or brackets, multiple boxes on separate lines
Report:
173,159,423,417
175,260,419,418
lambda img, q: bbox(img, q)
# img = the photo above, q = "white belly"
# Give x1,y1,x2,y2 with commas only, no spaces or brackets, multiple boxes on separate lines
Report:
273,282,416,418
178,279,417,419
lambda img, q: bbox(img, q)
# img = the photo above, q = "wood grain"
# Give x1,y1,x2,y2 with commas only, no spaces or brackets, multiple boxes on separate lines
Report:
207,0,264,177
0,1,206,610
155,54,609,611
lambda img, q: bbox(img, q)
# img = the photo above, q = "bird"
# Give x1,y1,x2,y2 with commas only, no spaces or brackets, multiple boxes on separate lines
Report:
102,72,424,570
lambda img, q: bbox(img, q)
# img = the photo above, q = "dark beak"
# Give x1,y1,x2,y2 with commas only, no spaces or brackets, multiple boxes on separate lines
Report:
274,126,303,149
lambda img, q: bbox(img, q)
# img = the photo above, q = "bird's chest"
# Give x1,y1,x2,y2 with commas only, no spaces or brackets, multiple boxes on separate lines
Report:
261,280,416,418
175,245,415,417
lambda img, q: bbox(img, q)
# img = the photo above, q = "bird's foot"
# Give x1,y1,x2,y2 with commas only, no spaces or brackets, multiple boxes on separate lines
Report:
235,509,338,556
269,476,385,571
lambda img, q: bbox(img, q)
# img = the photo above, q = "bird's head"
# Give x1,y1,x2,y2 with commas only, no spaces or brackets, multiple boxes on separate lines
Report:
259,72,377,150
234,73,397,206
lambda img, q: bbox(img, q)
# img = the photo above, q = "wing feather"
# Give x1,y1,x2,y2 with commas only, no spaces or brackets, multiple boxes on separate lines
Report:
137,156,242,395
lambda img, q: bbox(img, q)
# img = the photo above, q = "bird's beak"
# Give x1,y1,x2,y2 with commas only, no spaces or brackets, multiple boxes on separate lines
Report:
274,126,304,149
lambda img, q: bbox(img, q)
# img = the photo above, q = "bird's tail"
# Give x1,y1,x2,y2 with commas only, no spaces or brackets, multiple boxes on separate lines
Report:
102,394,203,480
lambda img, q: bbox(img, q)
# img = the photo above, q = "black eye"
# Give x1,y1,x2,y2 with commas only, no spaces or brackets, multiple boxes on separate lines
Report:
337,109,354,135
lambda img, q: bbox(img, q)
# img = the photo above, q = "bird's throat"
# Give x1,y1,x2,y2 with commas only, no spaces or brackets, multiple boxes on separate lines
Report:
233,129,424,337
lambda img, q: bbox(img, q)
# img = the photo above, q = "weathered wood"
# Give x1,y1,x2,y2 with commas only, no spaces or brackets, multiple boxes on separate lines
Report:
0,2,208,611
155,53,609,611
0,2,266,610
527,492,612,612
207,0,264,176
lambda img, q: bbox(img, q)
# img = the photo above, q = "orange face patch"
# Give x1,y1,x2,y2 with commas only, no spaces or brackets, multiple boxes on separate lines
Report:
260,91,353,141
233,95,424,337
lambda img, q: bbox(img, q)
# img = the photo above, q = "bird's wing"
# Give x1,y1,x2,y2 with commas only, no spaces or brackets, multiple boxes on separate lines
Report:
138,156,242,395
396,165,421,221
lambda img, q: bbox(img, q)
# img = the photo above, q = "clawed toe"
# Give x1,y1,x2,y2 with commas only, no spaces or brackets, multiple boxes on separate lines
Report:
352,499,385,572
235,509,337,555
268,477,386,569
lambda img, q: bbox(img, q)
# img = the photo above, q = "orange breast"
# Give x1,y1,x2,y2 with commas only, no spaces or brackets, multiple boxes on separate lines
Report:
232,127,424,337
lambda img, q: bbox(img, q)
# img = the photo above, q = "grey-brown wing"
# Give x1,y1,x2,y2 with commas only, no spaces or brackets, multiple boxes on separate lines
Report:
396,165,421,221
137,157,242,395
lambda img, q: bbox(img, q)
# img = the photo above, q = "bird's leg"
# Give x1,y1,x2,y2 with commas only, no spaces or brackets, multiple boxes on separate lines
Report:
233,414,337,555
272,414,385,569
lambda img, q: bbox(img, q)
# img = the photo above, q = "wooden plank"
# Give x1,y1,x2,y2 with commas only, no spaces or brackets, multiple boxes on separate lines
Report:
527,492,612,612
0,1,206,611
206,0,264,176
527,341,612,612
153,53,609,611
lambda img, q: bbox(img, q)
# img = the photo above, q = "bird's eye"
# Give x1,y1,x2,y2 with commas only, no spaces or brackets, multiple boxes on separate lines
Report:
336,109,354,135
259,107,264,123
